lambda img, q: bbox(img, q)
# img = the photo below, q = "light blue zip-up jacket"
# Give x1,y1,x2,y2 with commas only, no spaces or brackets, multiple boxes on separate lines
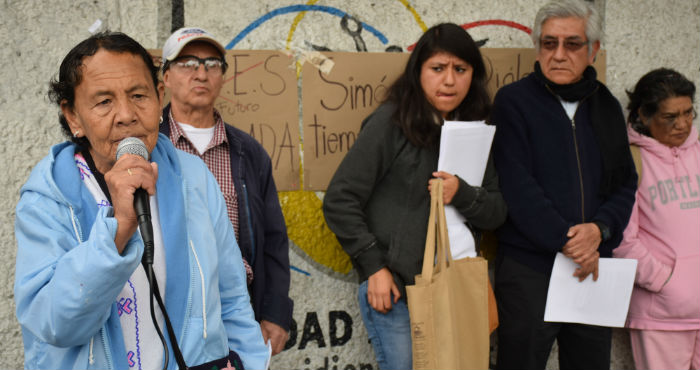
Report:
14,134,269,370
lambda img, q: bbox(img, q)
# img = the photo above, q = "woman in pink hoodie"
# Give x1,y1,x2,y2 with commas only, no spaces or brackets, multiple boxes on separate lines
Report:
615,68,699,370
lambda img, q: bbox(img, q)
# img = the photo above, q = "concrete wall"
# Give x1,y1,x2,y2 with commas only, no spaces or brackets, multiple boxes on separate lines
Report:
1,0,698,369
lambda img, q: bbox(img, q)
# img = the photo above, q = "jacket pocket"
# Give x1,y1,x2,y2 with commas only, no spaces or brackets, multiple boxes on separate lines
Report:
387,231,424,285
649,255,700,320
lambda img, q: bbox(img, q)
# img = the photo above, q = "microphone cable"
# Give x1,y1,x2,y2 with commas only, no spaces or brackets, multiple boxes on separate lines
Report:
145,263,170,369
144,260,188,370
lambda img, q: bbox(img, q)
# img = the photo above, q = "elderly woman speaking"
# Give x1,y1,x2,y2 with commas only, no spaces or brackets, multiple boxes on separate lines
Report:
14,32,268,370
614,68,699,370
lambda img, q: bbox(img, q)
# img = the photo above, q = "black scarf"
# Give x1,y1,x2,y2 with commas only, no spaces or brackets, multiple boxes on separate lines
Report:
534,62,633,196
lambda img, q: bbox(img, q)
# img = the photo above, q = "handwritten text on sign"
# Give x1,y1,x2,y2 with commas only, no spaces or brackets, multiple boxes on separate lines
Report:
215,51,300,190
302,52,409,191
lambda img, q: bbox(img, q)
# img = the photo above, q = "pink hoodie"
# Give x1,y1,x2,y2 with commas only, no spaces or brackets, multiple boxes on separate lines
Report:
614,125,700,330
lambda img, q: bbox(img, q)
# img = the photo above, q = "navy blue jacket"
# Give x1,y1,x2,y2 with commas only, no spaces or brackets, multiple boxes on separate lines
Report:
492,73,636,273
161,104,293,331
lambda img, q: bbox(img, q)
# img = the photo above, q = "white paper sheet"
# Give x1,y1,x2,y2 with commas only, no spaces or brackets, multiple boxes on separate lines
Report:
437,121,496,259
544,252,638,327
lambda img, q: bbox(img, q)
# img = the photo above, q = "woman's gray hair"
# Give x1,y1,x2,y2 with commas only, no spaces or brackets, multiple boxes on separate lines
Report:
532,0,602,56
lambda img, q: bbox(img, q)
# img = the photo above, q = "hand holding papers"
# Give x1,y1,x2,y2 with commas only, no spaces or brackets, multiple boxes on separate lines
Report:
544,252,637,327
437,121,496,259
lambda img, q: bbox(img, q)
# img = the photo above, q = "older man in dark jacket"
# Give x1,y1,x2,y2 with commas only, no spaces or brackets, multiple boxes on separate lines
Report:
491,1,636,369
159,27,292,355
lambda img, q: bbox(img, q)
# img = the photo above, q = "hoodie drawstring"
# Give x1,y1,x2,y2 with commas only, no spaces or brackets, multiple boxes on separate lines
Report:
189,240,207,339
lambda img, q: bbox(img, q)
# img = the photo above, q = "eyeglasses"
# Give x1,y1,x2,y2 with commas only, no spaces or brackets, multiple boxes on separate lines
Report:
539,37,590,52
657,108,697,128
171,55,226,73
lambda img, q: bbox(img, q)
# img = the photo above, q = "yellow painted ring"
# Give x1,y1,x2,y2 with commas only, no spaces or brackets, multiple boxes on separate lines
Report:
279,191,352,274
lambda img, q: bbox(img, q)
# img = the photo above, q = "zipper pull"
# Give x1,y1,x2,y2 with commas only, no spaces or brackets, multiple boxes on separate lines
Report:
571,118,576,129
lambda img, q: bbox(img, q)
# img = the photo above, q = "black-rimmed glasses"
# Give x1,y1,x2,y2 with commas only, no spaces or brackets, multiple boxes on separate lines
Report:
172,55,226,73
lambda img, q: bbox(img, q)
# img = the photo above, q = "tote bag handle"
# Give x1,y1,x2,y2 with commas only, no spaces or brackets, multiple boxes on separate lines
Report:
420,179,455,280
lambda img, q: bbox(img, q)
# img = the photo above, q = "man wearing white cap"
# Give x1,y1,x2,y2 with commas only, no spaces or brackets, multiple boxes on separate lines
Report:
159,27,293,356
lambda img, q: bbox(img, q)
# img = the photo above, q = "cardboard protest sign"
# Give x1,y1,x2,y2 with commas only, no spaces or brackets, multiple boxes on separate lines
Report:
301,49,606,190
151,49,300,190
216,51,300,190
301,52,409,191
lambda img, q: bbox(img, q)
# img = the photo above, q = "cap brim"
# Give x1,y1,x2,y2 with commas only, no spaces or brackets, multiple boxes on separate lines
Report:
164,35,227,61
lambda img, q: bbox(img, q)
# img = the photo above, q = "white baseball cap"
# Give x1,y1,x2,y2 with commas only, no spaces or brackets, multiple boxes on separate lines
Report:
162,27,226,65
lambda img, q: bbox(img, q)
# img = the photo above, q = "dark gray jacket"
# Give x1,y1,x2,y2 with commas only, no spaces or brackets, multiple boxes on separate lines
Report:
323,103,507,298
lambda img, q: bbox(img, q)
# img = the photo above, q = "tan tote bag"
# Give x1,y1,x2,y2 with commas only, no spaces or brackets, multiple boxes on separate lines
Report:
406,179,490,370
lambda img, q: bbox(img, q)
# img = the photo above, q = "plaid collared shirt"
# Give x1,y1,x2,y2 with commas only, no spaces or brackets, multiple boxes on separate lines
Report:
167,110,254,283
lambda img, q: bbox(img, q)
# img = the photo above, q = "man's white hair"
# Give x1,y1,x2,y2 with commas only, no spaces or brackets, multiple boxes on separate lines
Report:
532,0,602,56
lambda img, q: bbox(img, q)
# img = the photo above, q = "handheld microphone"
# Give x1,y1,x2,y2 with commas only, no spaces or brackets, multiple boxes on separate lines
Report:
116,137,154,265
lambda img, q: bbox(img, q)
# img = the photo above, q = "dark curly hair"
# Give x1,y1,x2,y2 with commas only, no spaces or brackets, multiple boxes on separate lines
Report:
385,23,491,148
48,31,160,147
626,68,695,136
